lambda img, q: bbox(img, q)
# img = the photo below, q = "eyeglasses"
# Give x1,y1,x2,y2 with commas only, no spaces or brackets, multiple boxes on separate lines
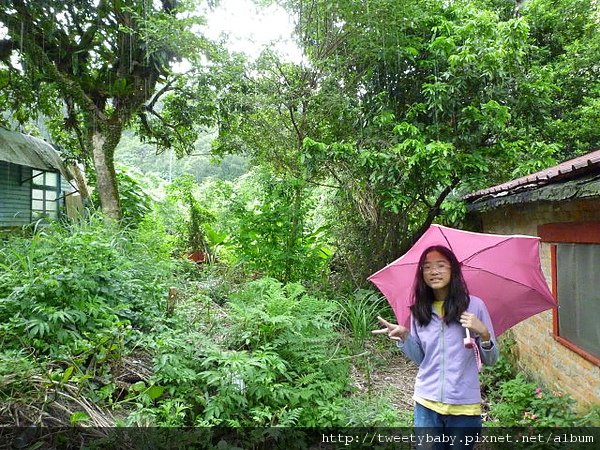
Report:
422,263,451,273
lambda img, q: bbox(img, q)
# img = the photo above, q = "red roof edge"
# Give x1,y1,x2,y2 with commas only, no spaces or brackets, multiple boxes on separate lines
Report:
464,149,600,201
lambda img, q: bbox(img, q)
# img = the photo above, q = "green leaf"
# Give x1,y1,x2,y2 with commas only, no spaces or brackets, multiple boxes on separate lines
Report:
146,385,165,400
61,366,75,383
70,412,91,426
130,381,146,392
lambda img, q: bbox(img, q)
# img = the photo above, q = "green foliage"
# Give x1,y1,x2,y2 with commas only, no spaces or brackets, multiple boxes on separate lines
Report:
2,0,598,432
115,167,153,227
221,278,349,426
212,0,600,284
480,353,516,400
142,278,351,427
479,334,586,427
489,374,579,426
0,214,174,359
0,0,217,218
580,404,600,426
0,350,43,405
115,130,248,183
336,290,386,350
89,166,154,227
342,394,413,427
521,0,600,158
69,412,91,426
480,333,517,397
164,174,215,256
222,171,332,283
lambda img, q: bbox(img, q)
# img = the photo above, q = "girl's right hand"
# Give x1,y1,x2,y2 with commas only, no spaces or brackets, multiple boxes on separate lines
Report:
371,316,409,341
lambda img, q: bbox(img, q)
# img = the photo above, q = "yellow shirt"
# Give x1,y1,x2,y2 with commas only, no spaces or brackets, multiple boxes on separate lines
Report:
432,300,444,317
414,300,481,416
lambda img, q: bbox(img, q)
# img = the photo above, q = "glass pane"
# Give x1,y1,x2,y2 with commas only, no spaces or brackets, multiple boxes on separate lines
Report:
47,210,58,219
46,201,58,211
32,211,44,220
557,243,600,359
46,191,57,201
45,172,58,187
32,200,44,210
32,189,45,200
32,171,44,186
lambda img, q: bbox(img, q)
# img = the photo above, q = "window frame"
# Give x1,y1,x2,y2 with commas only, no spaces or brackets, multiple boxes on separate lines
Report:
30,169,61,221
539,222,600,366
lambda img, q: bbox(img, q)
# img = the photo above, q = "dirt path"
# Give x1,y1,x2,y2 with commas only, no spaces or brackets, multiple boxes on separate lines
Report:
351,341,419,412
351,340,494,424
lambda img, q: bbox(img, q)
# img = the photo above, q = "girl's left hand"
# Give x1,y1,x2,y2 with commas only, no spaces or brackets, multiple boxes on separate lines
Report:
460,312,490,341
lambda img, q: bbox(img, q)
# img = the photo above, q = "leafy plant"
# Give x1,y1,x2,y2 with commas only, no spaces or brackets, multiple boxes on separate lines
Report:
342,394,413,427
165,174,215,258
115,166,153,227
480,334,583,427
223,171,332,283
579,404,600,426
336,289,386,350
490,374,579,426
144,277,351,427
0,214,173,359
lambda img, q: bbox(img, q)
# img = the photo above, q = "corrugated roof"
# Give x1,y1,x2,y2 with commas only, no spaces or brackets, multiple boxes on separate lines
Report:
0,127,70,178
467,173,600,212
465,149,600,201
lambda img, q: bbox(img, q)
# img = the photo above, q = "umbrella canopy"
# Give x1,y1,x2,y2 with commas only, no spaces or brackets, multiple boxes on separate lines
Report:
368,224,556,335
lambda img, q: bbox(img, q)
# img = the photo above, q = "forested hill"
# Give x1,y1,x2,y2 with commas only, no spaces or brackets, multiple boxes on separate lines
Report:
115,130,248,184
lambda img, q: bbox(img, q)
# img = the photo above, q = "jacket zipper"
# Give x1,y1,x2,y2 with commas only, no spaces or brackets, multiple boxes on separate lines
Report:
439,319,445,402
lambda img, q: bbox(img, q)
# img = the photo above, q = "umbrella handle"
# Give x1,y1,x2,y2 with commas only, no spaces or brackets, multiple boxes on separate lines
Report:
464,328,474,349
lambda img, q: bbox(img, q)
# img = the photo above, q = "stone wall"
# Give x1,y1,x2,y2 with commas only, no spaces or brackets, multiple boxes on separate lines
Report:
473,198,600,410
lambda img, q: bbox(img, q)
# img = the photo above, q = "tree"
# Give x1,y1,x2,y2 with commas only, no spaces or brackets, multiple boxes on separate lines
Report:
221,0,568,283
520,0,600,159
211,50,336,282
0,0,215,219
114,129,248,183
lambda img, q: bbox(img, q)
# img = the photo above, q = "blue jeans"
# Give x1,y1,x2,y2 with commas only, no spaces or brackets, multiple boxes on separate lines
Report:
414,402,481,450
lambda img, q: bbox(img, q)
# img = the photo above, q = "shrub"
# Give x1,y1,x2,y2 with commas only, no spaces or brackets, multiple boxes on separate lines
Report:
223,172,332,283
144,278,350,427
221,278,350,426
336,289,386,351
490,373,579,426
0,214,173,360
480,335,581,427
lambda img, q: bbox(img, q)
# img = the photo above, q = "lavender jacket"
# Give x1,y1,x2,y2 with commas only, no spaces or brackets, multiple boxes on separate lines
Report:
397,295,499,404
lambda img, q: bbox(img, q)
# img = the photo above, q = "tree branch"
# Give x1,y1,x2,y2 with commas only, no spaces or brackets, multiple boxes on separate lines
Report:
403,177,460,253
4,1,105,124
305,179,341,189
142,107,187,146
146,76,179,111
64,97,90,160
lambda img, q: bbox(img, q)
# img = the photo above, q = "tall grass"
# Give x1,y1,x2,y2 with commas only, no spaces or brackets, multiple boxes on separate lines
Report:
336,289,387,349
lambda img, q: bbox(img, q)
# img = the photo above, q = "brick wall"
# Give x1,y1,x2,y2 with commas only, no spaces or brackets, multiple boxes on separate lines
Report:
475,198,600,410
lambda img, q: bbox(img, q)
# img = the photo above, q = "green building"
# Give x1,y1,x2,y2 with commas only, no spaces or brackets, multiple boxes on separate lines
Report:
0,127,76,227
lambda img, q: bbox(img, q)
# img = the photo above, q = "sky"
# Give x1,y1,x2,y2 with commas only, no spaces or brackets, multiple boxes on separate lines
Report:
202,0,302,62
0,1,302,64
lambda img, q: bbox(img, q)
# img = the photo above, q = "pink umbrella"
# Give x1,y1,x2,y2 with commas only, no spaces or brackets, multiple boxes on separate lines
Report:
368,224,556,335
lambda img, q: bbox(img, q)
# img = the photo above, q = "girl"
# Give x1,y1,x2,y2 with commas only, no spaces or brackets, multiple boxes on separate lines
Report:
373,245,498,449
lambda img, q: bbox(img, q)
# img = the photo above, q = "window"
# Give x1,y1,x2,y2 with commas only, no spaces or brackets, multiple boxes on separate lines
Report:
539,222,600,365
31,169,60,220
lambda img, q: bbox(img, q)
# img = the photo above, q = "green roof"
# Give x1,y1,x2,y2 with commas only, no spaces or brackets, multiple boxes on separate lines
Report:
0,127,70,178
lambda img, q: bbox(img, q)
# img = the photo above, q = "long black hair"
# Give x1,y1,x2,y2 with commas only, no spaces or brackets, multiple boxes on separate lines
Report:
410,245,470,327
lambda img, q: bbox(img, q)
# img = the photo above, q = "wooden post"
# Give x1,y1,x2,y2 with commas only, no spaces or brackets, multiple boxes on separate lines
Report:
167,287,178,316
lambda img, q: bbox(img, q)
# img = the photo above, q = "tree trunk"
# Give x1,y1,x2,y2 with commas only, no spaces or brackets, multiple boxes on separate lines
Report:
67,163,91,203
91,129,122,220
